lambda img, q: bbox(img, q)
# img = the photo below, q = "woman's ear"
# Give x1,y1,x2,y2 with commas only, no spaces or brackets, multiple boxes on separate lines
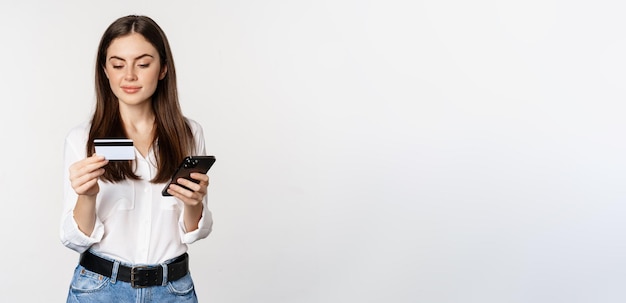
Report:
159,65,168,80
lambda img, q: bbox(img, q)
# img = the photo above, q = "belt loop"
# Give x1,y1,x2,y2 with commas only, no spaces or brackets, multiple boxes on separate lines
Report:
161,263,168,286
111,260,120,284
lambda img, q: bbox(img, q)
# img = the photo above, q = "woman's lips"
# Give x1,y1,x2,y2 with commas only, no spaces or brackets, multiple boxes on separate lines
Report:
121,86,141,94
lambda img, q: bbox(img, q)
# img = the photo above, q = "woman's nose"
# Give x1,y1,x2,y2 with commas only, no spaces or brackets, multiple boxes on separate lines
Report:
124,66,137,81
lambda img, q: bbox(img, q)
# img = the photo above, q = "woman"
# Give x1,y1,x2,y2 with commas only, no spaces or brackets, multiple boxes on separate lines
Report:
61,15,212,302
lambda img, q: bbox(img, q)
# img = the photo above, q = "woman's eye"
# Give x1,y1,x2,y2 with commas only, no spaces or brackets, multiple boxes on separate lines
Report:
138,64,150,68
112,65,123,69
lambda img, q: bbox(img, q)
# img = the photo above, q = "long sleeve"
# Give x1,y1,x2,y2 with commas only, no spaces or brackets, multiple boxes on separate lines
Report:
59,123,105,253
178,119,213,243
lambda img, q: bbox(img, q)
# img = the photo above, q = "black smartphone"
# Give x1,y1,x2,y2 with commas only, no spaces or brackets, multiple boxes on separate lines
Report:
162,156,216,196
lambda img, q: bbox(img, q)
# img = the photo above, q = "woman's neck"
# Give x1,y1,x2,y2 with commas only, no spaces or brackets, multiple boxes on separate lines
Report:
119,102,156,158
119,102,156,134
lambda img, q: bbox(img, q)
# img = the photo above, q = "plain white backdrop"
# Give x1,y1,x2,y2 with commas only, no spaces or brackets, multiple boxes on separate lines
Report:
1,0,626,302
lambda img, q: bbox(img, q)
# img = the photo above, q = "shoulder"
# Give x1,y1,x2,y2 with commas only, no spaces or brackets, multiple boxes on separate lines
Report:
185,117,206,139
63,121,90,158
184,117,207,154
65,120,91,145
185,117,203,133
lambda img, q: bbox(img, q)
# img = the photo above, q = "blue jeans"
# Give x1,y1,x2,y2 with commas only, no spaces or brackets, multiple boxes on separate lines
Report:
66,254,199,303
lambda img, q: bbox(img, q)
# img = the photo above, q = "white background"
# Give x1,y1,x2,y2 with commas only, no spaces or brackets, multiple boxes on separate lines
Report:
1,0,625,302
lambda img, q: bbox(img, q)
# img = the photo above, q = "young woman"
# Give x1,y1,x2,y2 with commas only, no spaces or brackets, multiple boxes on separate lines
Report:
61,15,212,302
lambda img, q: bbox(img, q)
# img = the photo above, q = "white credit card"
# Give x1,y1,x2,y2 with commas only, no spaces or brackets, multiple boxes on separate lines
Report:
94,139,135,160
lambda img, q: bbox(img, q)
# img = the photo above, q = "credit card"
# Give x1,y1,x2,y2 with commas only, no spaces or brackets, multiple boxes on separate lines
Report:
94,139,135,160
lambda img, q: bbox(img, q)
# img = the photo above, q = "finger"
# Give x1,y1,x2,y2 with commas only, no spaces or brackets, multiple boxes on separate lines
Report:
70,156,108,176
82,157,109,172
71,169,102,193
73,164,106,181
90,154,107,161
71,160,107,178
176,178,203,193
71,168,105,188
167,186,204,207
71,168,101,183
77,154,107,168
168,183,198,199
74,178,99,195
169,183,205,201
189,172,209,182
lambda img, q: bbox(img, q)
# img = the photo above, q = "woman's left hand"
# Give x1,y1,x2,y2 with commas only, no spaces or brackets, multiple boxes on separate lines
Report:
166,172,209,206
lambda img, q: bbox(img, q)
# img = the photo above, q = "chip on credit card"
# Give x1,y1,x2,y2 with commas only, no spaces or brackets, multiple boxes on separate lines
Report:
94,139,135,160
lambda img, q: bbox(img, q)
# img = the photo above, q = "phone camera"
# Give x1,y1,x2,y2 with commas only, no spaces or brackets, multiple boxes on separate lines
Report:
183,158,199,168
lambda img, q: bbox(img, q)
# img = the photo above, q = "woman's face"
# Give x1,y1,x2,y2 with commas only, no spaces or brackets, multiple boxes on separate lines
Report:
104,33,167,108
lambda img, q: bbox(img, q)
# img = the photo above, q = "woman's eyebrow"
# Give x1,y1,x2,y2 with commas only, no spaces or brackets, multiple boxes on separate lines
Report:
108,54,155,61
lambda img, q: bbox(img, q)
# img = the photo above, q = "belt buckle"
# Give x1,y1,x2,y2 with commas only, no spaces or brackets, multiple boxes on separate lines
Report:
130,266,152,288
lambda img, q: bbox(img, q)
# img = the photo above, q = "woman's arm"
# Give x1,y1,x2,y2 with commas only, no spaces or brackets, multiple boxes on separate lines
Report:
69,155,109,235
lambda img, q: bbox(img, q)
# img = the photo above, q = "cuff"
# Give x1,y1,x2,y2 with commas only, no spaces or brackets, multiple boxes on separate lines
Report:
179,207,213,244
60,213,104,253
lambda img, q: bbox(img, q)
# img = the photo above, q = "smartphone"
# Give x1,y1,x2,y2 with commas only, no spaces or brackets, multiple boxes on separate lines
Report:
162,156,216,196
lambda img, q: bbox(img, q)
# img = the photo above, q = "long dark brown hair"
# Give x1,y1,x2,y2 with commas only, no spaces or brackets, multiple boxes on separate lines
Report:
87,15,194,183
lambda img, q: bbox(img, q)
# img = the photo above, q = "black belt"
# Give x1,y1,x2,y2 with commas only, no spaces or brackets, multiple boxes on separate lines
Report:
79,250,189,288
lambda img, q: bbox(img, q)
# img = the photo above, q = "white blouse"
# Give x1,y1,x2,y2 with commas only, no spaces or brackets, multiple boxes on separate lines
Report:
60,119,213,264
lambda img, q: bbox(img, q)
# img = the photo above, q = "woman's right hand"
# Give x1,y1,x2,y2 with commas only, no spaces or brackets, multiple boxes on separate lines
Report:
69,154,109,197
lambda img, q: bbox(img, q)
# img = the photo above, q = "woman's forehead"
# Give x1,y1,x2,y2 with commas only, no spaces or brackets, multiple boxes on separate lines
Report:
107,33,159,60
